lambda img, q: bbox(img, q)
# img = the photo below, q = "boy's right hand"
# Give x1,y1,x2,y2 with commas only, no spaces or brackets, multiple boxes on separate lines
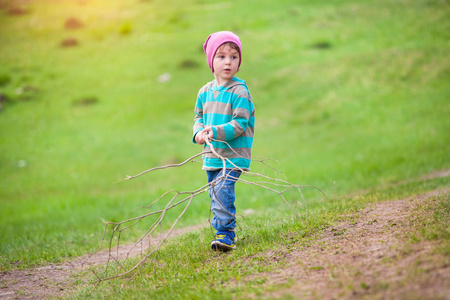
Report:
195,127,213,145
195,132,205,144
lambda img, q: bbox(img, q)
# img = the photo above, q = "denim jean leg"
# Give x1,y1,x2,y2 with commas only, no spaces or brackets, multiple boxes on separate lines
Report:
207,170,241,231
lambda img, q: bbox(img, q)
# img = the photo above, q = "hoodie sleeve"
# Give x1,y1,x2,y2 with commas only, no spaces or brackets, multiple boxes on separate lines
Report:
192,95,205,144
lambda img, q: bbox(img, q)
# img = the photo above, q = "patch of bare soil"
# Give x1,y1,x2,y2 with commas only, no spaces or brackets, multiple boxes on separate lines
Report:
251,189,450,299
0,225,203,299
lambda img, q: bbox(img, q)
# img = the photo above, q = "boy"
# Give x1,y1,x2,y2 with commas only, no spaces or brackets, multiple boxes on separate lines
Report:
192,31,255,252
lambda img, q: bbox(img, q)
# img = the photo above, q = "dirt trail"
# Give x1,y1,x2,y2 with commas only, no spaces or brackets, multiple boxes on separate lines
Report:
0,224,204,299
253,189,450,299
1,187,448,299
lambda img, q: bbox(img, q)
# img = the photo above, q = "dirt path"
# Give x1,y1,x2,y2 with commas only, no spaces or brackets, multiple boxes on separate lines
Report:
0,224,204,299
1,188,448,299
251,189,450,299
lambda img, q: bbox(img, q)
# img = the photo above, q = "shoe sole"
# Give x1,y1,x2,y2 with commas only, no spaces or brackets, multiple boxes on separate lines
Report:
210,240,236,252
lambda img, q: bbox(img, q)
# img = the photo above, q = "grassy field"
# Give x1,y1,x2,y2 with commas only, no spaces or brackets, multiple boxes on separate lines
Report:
0,0,449,293
72,179,448,299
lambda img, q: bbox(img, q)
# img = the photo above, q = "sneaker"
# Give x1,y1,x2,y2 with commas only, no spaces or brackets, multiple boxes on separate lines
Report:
211,231,236,252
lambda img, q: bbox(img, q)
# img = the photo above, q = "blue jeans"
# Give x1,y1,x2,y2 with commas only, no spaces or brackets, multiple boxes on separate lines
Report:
207,169,241,231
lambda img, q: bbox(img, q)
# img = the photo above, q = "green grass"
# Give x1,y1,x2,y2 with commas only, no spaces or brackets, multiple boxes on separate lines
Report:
0,0,448,277
408,192,450,254
73,176,449,299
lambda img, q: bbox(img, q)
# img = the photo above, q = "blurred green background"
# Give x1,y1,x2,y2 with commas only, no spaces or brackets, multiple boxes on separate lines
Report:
0,0,448,269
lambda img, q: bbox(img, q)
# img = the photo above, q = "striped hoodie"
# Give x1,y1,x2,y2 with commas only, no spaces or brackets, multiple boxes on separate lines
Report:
193,77,255,171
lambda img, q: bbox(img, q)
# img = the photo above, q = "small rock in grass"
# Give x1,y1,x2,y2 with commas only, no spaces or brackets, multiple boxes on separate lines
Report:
178,60,199,69
72,97,99,106
310,41,333,50
157,73,171,83
65,17,84,30
7,7,28,16
61,38,79,48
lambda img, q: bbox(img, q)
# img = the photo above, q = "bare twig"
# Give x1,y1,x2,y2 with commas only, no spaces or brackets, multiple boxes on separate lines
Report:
89,134,324,289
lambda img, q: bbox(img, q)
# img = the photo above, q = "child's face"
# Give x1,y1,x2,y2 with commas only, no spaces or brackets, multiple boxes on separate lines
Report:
213,44,240,85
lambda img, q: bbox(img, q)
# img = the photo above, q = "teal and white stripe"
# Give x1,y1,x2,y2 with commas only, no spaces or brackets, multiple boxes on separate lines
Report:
193,77,255,170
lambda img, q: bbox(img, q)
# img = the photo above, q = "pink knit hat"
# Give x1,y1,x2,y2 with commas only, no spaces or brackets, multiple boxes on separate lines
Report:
203,31,242,73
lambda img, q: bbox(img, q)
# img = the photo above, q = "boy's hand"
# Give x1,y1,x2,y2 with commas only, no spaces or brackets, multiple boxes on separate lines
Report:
195,132,205,144
195,127,213,144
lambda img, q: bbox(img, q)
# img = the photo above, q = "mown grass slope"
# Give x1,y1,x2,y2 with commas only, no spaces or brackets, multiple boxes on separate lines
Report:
0,0,448,272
